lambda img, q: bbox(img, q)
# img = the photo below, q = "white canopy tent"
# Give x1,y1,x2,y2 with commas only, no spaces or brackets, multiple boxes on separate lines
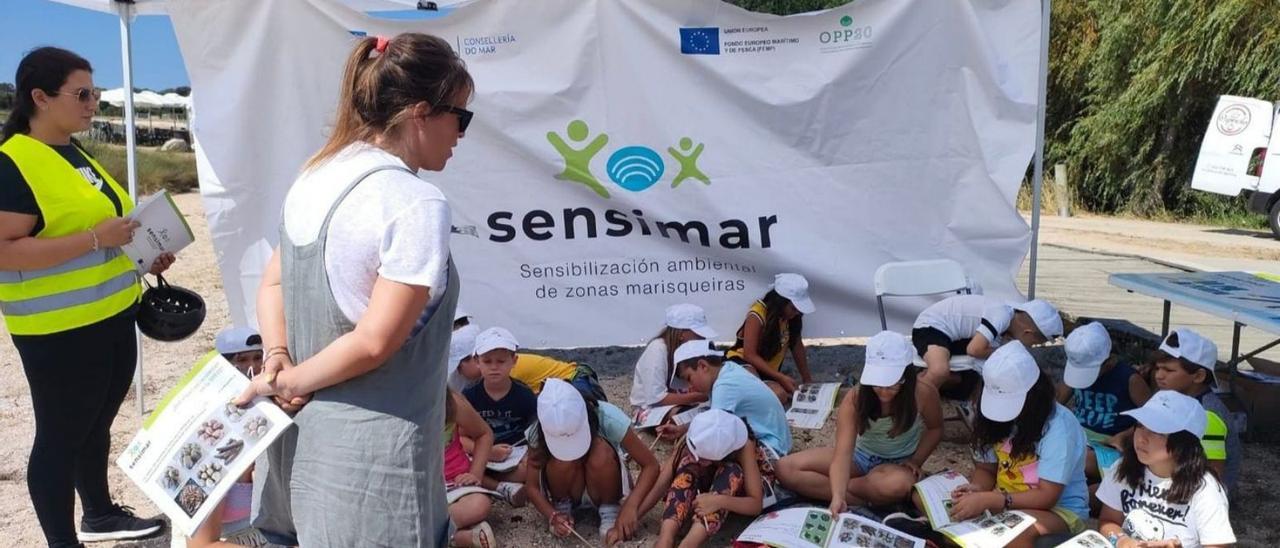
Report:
50,0,1053,417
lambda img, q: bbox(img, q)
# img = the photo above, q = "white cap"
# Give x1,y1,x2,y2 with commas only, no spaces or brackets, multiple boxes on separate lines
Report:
449,324,481,372
1159,327,1218,385
1012,299,1063,339
771,273,815,314
216,327,261,355
472,326,519,356
454,305,473,323
1122,390,1207,438
537,378,592,461
1064,322,1112,389
979,343,1041,422
686,409,748,461
861,331,915,387
673,340,722,367
666,303,718,339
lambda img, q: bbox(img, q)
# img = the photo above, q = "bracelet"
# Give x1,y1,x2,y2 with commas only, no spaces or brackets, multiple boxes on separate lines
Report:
1002,492,1013,511
265,346,291,360
89,229,100,252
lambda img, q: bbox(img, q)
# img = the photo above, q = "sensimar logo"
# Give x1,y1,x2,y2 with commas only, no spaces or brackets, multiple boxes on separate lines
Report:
479,119,778,250
545,119,711,199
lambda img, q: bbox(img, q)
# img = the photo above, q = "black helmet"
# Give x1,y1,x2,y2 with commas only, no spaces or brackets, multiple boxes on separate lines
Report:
137,274,206,342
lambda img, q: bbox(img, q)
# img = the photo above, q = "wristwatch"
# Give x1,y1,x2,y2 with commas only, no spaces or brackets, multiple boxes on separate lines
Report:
1002,492,1013,511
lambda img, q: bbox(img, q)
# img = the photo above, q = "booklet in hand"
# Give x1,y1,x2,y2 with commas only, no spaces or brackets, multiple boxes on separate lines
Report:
122,190,195,272
116,352,292,536
913,471,1037,547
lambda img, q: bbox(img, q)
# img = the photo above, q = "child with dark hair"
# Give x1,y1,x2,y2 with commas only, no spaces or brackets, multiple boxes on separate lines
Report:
629,304,716,414
1097,390,1235,548
1056,322,1151,483
726,273,815,403
926,343,1089,545
656,409,763,548
525,379,659,545
1150,328,1239,494
776,331,943,510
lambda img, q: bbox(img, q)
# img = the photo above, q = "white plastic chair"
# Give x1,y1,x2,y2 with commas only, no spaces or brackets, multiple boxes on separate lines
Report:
874,259,979,372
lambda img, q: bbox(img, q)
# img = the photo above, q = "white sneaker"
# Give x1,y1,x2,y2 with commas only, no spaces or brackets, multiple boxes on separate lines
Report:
495,481,527,507
597,503,621,540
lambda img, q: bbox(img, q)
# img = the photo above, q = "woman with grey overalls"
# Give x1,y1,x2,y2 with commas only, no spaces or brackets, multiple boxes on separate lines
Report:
235,33,475,547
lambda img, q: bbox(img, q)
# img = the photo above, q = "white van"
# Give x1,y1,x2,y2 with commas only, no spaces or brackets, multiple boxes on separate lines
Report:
1191,96,1280,236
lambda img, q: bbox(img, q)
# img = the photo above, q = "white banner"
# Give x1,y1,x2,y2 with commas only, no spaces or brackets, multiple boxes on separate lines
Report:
168,0,1040,347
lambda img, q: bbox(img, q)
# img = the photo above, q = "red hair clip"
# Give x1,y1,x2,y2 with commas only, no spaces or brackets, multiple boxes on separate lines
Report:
374,36,390,53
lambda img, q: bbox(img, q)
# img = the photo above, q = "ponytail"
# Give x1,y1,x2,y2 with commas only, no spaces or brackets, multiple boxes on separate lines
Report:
305,33,473,170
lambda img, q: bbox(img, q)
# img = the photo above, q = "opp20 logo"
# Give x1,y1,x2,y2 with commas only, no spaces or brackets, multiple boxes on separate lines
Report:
546,120,710,198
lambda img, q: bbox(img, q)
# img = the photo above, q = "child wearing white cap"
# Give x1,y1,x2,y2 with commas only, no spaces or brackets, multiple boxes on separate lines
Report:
1097,391,1235,548
933,343,1089,543
629,303,716,414
655,409,763,548
454,326,607,400
1055,322,1152,483
911,295,1062,400
442,390,500,548
1151,328,1240,495
524,379,660,545
726,273,816,403
461,327,538,507
638,340,792,519
776,332,944,511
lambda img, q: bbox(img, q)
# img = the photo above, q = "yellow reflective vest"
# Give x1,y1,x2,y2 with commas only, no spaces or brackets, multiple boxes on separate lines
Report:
0,134,140,335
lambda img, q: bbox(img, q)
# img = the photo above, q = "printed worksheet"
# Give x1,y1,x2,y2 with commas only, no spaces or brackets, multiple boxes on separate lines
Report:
786,383,840,429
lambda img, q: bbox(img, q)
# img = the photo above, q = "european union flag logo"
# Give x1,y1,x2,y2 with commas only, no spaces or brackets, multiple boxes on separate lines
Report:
680,27,720,55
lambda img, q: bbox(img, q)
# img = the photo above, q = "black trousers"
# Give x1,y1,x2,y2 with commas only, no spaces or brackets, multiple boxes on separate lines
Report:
13,306,138,545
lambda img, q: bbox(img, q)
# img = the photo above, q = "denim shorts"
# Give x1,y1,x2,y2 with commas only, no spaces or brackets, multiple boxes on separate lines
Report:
853,449,911,475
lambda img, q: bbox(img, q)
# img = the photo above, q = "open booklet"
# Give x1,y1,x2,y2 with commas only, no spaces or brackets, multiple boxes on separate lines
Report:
913,471,1037,547
122,190,195,272
117,353,292,536
735,507,925,548
634,403,709,430
787,382,840,429
485,444,527,473
1054,530,1111,547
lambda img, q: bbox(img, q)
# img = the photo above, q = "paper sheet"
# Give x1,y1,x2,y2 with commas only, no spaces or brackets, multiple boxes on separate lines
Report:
1053,530,1112,548
736,507,925,548
486,445,528,473
634,404,680,430
116,353,292,536
787,383,841,429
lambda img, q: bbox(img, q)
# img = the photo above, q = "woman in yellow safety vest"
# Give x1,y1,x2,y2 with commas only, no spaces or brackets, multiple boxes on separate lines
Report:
0,47,174,547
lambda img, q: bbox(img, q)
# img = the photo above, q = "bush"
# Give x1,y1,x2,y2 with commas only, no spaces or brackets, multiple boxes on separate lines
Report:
80,140,198,195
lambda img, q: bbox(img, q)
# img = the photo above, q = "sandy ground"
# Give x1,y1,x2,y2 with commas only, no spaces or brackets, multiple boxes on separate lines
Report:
1,196,1276,547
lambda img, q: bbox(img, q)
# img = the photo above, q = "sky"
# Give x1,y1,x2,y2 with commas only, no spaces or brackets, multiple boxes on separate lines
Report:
1,1,189,90
0,1,452,91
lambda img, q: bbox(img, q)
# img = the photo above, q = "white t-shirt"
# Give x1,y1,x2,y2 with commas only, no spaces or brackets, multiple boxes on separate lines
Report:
1097,467,1235,548
912,294,1013,346
282,142,450,324
628,339,691,410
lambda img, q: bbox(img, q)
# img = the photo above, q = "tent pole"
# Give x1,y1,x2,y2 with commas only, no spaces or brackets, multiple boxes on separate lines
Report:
117,1,146,420
1028,0,1051,300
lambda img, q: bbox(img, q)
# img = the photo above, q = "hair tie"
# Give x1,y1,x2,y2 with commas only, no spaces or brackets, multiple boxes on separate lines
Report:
374,36,391,54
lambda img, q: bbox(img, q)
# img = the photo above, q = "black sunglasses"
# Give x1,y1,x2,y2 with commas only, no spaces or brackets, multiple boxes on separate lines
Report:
51,87,100,103
438,105,473,133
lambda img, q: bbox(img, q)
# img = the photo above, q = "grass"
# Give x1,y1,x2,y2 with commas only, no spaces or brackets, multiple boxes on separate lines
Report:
1016,178,1270,232
80,140,198,195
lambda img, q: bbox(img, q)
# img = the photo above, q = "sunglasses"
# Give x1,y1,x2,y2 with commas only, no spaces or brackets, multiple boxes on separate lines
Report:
51,87,100,103
438,105,473,133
